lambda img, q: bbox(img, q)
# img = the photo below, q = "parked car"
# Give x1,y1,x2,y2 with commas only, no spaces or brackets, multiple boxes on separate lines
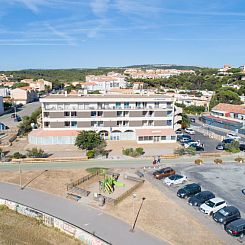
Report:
11,113,16,118
193,145,205,151
226,133,241,141
222,138,234,144
225,218,245,238
216,139,234,150
184,141,199,148
213,206,241,225
164,174,187,186
175,129,183,135
190,118,196,123
153,167,175,180
14,115,22,122
188,191,215,207
239,143,245,151
177,183,201,199
185,128,195,135
199,197,227,215
216,143,225,150
177,134,191,142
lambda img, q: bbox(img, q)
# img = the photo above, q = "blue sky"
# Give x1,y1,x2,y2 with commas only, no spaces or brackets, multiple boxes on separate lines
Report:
0,0,245,70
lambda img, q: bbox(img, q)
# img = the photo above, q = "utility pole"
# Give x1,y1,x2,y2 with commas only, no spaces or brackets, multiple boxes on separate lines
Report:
19,161,22,190
130,197,146,232
132,193,136,219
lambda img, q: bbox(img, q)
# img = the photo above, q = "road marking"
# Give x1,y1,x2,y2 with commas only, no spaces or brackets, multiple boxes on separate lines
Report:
97,212,103,216
84,223,90,226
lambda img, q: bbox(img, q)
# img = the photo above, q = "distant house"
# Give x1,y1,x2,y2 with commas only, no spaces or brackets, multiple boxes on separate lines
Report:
0,96,4,115
29,79,53,91
10,87,38,104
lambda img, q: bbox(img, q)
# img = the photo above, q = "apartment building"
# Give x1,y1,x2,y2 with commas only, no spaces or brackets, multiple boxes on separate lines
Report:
29,94,178,145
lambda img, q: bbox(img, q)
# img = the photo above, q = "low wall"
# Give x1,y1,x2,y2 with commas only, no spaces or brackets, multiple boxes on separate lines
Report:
0,197,111,245
12,156,88,163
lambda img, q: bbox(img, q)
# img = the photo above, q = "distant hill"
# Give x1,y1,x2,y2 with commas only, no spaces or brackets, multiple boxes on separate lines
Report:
122,64,203,70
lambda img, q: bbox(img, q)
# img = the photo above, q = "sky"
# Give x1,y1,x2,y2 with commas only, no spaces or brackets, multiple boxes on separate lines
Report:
0,0,245,70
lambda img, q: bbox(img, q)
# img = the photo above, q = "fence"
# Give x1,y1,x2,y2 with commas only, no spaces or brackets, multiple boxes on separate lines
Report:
193,126,224,141
0,197,111,245
66,172,99,191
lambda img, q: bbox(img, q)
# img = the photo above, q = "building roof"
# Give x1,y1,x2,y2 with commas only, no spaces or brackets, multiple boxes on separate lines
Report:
136,128,176,136
212,103,245,115
29,129,79,137
205,115,242,125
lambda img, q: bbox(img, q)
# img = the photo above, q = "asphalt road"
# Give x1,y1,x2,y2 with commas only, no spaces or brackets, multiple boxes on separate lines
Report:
0,182,165,245
0,101,41,128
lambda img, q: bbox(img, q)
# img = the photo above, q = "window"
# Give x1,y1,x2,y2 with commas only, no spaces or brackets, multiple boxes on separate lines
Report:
116,102,121,108
123,121,129,126
97,111,103,117
167,111,172,116
117,121,122,126
44,122,50,127
117,111,123,117
161,136,166,140
91,111,96,117
71,121,77,128
44,112,49,118
64,121,70,127
98,121,104,126
143,136,149,141
91,121,96,127
155,102,159,108
124,102,129,108
167,120,172,126
148,120,154,126
71,111,77,117
149,111,154,116
171,136,176,140
167,102,172,107
64,111,70,117
142,111,147,116
136,102,141,108
149,136,153,140
138,136,144,141
142,120,147,126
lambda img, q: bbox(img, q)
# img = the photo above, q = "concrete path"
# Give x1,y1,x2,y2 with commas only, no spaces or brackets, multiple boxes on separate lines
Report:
0,182,166,245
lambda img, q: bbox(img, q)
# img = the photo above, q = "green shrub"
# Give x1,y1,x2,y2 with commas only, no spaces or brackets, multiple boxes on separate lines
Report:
225,141,240,153
26,148,48,158
135,147,144,155
122,147,144,157
174,147,196,156
0,205,6,211
86,150,95,159
12,152,26,159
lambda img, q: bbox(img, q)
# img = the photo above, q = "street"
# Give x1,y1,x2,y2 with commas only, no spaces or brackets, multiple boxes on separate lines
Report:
0,101,41,128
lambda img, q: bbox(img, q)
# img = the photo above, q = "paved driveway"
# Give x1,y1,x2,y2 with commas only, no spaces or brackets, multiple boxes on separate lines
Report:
0,182,166,245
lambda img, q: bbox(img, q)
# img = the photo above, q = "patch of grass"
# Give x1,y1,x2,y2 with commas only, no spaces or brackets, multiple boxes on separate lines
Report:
86,167,109,174
0,208,82,245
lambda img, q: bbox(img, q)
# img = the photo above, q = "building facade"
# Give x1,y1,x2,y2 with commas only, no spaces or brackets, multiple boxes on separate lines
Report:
29,94,178,145
10,87,38,104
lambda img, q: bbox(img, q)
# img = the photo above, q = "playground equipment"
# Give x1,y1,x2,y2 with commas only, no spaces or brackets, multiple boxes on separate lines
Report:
100,174,125,194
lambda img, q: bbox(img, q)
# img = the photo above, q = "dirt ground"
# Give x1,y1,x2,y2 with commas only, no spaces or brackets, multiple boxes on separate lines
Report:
0,207,82,245
0,169,88,197
0,169,224,245
107,181,224,245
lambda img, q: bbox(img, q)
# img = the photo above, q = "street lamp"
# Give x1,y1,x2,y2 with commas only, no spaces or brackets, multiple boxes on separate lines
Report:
132,193,136,218
130,197,146,232
19,161,22,190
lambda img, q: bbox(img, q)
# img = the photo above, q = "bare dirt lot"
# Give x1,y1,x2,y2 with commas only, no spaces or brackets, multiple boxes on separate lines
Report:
0,168,225,244
0,207,82,245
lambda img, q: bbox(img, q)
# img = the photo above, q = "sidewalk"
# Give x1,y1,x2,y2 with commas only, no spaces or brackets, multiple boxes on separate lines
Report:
0,182,166,245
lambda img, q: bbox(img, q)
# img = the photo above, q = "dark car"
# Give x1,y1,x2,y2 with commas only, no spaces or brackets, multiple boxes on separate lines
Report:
225,218,245,238
153,167,175,180
239,143,245,151
177,134,191,142
188,191,215,207
11,113,16,118
14,115,22,122
213,206,241,225
177,183,201,199
222,138,234,144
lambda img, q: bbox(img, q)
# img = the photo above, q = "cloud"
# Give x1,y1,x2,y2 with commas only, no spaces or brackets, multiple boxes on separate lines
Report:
90,0,110,16
9,0,50,13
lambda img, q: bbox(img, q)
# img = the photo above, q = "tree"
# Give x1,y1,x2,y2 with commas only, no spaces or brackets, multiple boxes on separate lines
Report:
26,148,48,158
180,113,190,129
75,131,105,150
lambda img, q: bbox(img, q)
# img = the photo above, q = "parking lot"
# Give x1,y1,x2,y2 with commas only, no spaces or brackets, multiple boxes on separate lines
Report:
145,162,245,244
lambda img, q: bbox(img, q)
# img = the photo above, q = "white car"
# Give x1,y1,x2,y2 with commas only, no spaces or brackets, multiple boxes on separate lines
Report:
184,141,199,148
164,174,187,186
226,133,241,140
185,128,195,135
199,197,227,215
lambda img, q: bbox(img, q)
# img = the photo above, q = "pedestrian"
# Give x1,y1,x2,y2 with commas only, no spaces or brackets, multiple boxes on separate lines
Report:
157,156,161,165
152,158,157,168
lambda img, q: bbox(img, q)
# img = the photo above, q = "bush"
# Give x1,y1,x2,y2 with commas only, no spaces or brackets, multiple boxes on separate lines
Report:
26,148,48,158
225,141,240,153
12,152,26,159
86,150,95,159
0,205,6,211
195,159,203,165
174,147,196,156
234,157,244,163
122,148,144,157
214,159,223,165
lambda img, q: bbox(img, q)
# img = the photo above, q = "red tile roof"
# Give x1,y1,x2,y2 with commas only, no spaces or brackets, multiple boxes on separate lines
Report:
212,103,245,115
136,128,175,136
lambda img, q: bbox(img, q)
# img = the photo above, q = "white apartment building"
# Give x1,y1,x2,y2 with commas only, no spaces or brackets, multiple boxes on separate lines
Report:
29,94,178,145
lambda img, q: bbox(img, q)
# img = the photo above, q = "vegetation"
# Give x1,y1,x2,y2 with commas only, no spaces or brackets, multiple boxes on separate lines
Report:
0,207,82,245
214,159,223,165
75,131,105,150
12,152,26,159
194,159,204,165
225,141,240,153
86,167,109,174
11,82,29,89
86,150,95,159
180,113,190,129
234,157,244,163
122,147,144,157
26,148,48,158
175,103,206,115
18,107,41,136
174,147,196,156
209,87,242,109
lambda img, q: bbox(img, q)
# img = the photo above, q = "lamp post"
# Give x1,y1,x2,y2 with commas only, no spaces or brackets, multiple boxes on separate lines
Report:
19,161,22,190
130,197,146,232
132,193,136,218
